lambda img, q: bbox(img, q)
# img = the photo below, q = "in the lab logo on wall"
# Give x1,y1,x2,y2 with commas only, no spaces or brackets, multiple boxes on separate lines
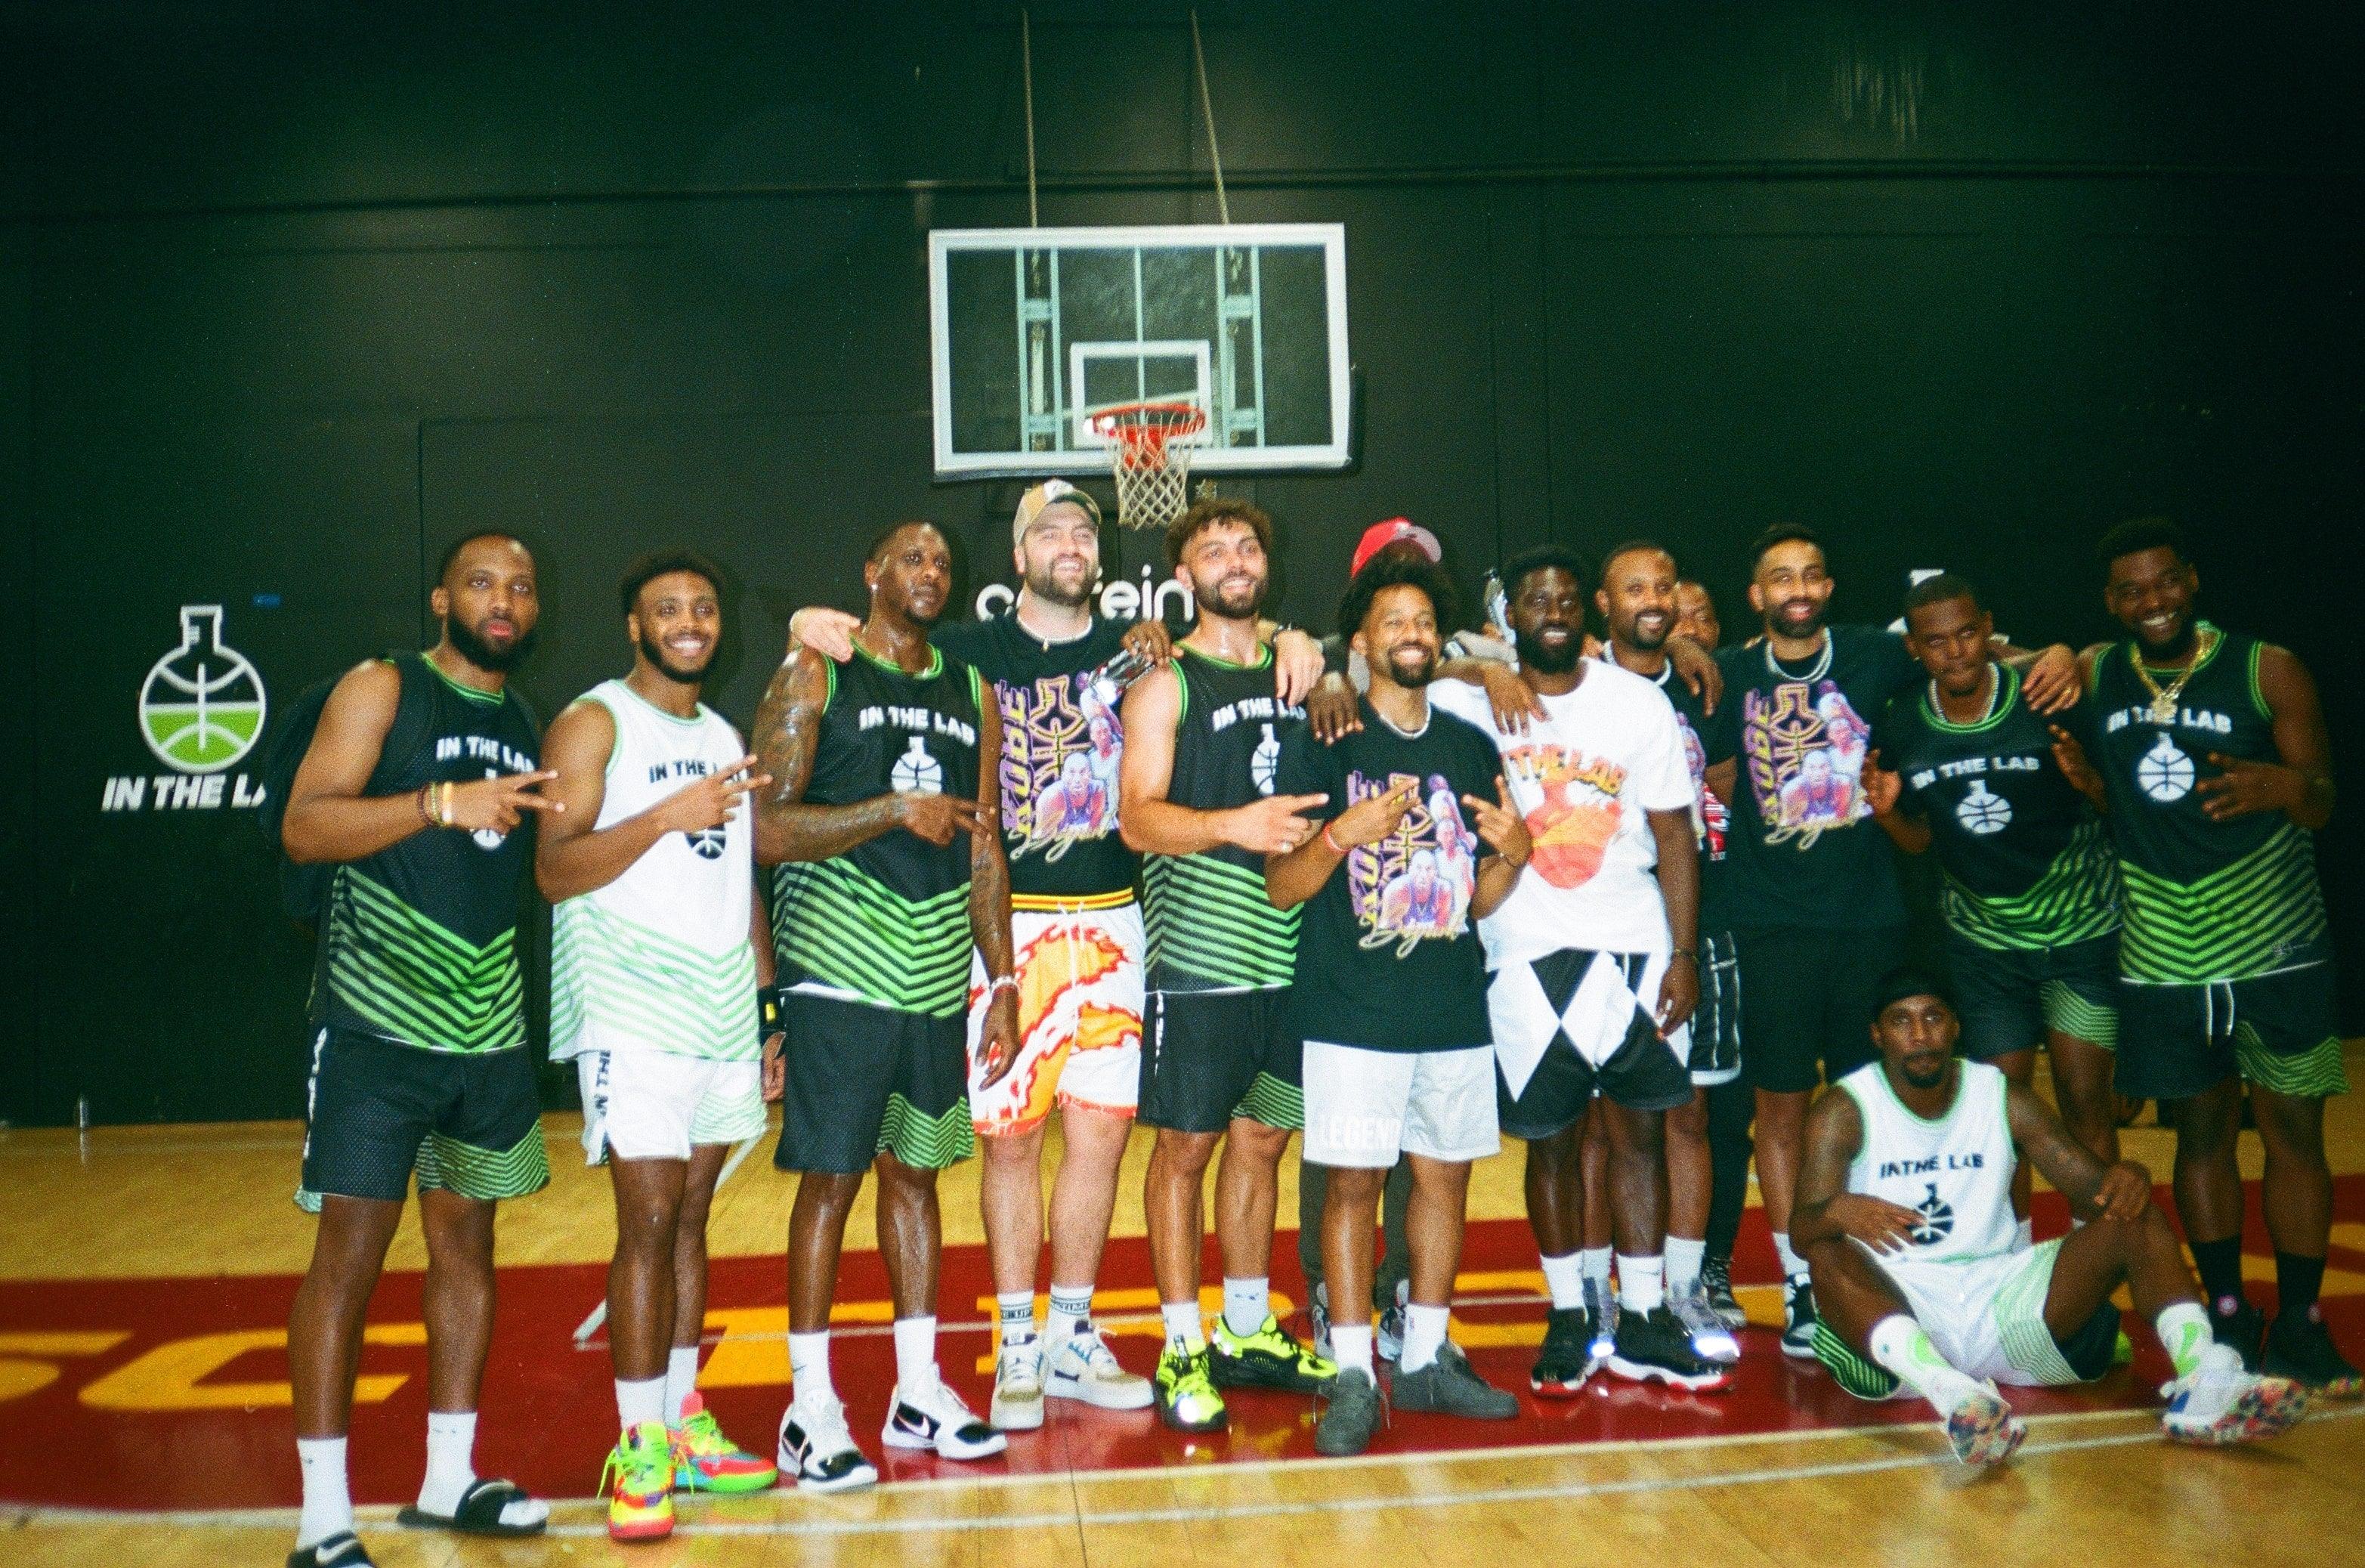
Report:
100,605,271,812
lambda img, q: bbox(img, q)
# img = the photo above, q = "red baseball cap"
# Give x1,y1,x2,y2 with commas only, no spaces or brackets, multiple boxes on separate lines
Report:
1349,517,1442,578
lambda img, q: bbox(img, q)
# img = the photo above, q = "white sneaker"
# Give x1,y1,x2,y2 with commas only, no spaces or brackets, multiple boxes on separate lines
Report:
990,1337,1046,1430
1046,1324,1154,1411
1376,1277,1408,1362
882,1375,1009,1461
777,1392,878,1492
2161,1347,2308,1444
1670,1281,1742,1365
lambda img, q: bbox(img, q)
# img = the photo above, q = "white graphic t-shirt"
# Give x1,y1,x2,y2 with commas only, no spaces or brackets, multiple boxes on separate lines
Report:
1430,663,1696,964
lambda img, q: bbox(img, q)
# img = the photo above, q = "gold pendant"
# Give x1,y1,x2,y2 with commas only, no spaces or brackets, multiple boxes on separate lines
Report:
2148,691,2178,725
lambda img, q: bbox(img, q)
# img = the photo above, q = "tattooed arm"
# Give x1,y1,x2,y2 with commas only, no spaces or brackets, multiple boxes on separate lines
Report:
751,647,986,864
2005,1079,2153,1223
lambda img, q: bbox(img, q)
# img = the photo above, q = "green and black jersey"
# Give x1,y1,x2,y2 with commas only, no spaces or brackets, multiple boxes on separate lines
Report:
317,654,541,1054
1142,644,1305,994
2088,624,2329,985
770,645,985,1018
1869,663,2119,952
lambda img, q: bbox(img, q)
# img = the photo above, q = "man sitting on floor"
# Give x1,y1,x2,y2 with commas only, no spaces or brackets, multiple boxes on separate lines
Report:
1792,967,2306,1464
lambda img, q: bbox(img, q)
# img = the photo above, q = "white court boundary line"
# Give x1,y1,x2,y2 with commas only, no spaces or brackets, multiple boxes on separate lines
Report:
11,1404,2357,1532
570,1133,762,1346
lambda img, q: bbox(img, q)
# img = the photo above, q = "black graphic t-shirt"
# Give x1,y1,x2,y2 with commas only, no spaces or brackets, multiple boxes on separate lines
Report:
1633,658,1733,932
1706,624,1918,930
935,611,1145,902
1867,663,2119,953
1274,700,1499,1053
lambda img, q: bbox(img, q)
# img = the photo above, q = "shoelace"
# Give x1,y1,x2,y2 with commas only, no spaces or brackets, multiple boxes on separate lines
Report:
797,1398,857,1454
605,1440,669,1497
676,1411,722,1451
1065,1328,1121,1372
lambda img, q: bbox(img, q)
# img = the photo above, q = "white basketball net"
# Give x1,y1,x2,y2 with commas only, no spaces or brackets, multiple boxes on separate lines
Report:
1090,403,1207,531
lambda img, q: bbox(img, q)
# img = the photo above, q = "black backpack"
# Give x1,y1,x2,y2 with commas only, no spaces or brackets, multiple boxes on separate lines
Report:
255,653,433,923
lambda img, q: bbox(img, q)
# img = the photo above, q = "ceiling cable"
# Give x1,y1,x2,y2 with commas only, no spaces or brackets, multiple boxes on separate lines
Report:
1189,9,1231,224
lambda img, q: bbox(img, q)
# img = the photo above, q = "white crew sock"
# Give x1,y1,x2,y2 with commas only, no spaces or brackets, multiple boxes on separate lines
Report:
788,1330,834,1402
1868,1314,1983,1418
616,1375,666,1432
1539,1251,1586,1311
1617,1254,1665,1315
2014,1216,2035,1251
1162,1300,1206,1353
1665,1236,1706,1295
1223,1277,1270,1338
664,1344,701,1427
2156,1301,2215,1379
1400,1303,1451,1374
1331,1322,1376,1376
1578,1248,1614,1297
1773,1232,1807,1281
418,1410,478,1517
295,1436,351,1550
2071,1215,2088,1231
997,1289,1040,1347
892,1316,939,1390
1046,1284,1095,1350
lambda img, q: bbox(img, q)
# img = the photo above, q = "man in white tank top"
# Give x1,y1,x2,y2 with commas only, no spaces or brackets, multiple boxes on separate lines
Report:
538,554,778,1540
1792,967,2305,1466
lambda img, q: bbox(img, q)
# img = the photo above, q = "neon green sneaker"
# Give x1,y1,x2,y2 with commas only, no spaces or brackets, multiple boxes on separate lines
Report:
1154,1344,1229,1433
1210,1314,1337,1393
669,1392,777,1494
601,1421,675,1542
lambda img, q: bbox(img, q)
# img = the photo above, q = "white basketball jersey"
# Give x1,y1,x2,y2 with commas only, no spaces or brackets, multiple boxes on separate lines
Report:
551,679,759,1062
1837,1059,2019,1265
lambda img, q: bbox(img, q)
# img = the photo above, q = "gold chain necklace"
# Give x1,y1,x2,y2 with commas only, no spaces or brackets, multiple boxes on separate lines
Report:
2130,623,2218,726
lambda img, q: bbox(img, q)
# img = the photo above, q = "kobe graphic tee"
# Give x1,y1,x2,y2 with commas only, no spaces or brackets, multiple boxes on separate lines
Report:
1706,624,1920,930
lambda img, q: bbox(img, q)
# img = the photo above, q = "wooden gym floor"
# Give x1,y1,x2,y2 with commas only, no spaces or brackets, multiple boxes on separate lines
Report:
4,1047,2362,1567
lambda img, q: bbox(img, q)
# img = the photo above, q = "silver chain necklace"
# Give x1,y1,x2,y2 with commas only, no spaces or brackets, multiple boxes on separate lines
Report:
1764,631,1833,683
1928,663,2002,725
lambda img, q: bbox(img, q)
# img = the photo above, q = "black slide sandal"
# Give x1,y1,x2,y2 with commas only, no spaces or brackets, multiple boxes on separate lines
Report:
286,1531,373,1567
394,1477,547,1536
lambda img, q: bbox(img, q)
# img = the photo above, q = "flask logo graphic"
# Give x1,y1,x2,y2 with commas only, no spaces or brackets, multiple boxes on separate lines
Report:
1955,779,2012,836
891,735,944,795
1909,1182,1955,1246
1251,722,1280,796
2137,732,2194,804
139,606,267,774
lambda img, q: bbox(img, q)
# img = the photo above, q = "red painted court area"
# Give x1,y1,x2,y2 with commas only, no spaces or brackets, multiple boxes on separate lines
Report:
6,1182,2363,1514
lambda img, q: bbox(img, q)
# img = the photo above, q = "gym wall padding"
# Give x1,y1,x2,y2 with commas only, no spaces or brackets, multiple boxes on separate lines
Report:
3,2,2357,1124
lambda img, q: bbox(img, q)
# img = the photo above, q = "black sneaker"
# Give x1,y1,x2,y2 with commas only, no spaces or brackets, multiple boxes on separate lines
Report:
1607,1305,1733,1391
1780,1273,1819,1359
1391,1342,1518,1419
1531,1305,1596,1397
2262,1306,2363,1397
1315,1366,1385,1455
1209,1313,1337,1393
2209,1295,2268,1372
1700,1254,1746,1331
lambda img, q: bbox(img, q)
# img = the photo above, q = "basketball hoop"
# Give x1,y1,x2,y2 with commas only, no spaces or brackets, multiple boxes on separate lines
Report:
1086,401,1207,532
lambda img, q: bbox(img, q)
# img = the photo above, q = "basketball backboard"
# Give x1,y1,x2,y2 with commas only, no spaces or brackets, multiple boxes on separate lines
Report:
929,224,1350,478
